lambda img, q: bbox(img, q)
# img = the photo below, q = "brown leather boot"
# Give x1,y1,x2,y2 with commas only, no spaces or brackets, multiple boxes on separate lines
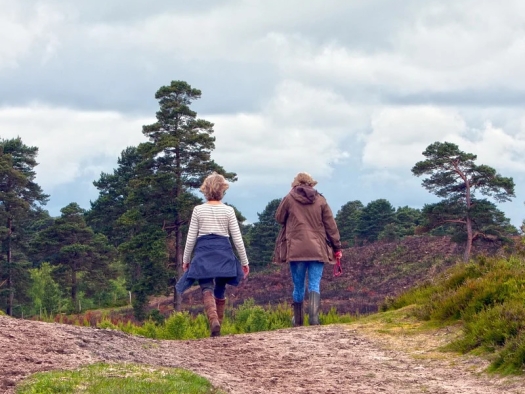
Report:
215,298,226,325
292,301,304,327
203,291,221,337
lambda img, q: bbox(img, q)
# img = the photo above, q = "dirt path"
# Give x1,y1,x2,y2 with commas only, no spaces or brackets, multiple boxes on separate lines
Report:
1,316,524,394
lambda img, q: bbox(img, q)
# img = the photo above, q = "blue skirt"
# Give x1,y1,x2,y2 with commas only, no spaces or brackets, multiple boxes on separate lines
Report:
175,234,244,294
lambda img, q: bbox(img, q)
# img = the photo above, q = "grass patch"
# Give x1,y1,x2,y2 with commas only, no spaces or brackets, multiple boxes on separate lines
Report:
353,305,449,337
348,306,467,366
382,253,525,374
16,363,224,394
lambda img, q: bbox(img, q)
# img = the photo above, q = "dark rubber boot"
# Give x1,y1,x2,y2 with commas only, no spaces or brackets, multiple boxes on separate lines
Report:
203,291,221,337
308,291,321,325
292,301,304,327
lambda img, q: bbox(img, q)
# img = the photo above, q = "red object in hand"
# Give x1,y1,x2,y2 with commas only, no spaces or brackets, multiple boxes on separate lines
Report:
333,256,343,277
334,250,342,259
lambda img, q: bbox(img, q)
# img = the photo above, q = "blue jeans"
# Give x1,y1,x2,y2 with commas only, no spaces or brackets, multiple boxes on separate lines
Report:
289,261,324,303
198,277,229,299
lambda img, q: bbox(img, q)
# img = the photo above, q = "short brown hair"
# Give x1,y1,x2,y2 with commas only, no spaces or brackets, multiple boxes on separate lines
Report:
291,172,318,187
200,172,229,201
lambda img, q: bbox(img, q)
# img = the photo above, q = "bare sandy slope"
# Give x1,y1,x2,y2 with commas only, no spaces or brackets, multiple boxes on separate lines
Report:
1,315,524,394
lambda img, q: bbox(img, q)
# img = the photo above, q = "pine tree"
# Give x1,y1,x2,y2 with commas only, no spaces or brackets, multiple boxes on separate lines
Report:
412,141,515,261
247,199,282,267
139,80,236,310
0,137,48,315
31,203,117,311
356,199,395,243
335,200,363,247
87,146,143,246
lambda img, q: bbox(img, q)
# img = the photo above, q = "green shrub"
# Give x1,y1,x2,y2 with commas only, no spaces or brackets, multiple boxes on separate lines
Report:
186,314,211,338
321,307,355,324
134,320,159,339
244,307,268,333
233,299,257,332
161,312,192,340
265,302,293,330
97,319,118,330
451,300,525,354
148,309,166,325
490,333,525,375
382,284,437,311
231,299,295,333
387,254,525,374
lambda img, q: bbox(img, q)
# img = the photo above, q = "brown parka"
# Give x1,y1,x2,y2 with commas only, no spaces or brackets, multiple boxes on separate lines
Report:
274,185,341,264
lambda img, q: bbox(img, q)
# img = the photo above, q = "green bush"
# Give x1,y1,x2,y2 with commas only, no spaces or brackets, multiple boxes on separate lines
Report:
147,309,165,326
233,298,257,332
490,333,525,375
451,300,525,354
265,302,293,330
386,254,525,374
134,320,159,339
97,319,118,330
321,307,355,324
244,307,268,333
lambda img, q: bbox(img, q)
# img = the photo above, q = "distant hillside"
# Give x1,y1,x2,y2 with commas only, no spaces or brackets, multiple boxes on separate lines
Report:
175,235,505,315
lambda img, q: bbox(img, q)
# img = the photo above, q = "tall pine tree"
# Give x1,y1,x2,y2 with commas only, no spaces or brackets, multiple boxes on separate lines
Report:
139,81,237,310
90,81,238,317
0,137,48,315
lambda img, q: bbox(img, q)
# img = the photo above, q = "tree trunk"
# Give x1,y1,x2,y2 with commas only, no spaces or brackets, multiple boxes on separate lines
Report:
464,215,473,262
173,144,183,312
72,267,78,312
6,217,13,316
173,227,183,311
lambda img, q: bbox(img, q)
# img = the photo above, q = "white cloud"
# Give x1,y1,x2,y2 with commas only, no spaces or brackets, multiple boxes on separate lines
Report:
362,105,525,180
363,106,467,169
0,1,63,68
0,105,152,189
270,1,525,97
83,1,355,60
210,81,370,185
456,122,525,173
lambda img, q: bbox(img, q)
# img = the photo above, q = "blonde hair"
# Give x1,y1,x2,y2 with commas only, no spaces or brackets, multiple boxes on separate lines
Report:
200,172,229,201
291,172,318,187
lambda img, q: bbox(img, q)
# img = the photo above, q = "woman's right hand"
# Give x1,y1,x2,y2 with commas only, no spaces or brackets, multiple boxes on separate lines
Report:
242,265,250,279
183,263,190,272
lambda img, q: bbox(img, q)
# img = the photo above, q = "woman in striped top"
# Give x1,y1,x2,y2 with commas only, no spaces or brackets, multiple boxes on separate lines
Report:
179,172,249,337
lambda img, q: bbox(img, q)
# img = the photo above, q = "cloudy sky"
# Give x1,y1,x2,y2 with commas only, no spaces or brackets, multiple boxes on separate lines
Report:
2,0,525,227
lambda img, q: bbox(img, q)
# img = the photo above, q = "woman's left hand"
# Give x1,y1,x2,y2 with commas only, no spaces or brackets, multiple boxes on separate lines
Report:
183,263,190,272
242,265,250,279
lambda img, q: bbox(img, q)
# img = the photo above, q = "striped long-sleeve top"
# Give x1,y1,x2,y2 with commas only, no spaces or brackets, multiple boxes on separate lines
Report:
183,203,249,266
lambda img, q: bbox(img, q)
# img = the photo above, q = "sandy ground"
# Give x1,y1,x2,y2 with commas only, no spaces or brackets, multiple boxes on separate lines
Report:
1,315,525,394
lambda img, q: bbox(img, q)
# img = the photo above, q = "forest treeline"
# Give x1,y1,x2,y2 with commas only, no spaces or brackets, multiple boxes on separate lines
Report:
0,80,520,321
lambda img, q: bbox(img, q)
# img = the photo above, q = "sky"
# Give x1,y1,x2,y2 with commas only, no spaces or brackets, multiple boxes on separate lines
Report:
2,0,525,227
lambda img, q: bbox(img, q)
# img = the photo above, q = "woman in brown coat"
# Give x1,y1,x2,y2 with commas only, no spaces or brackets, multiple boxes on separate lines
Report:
275,172,342,326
